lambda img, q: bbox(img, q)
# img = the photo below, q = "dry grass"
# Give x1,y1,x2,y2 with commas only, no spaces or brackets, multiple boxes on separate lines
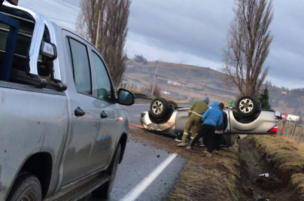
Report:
291,173,304,200
280,137,304,153
166,145,241,201
278,120,304,151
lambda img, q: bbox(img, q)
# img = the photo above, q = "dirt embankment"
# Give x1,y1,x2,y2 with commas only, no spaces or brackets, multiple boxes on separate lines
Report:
129,125,304,200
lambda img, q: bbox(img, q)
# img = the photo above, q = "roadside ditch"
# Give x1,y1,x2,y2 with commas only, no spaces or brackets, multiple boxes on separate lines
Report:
237,135,304,201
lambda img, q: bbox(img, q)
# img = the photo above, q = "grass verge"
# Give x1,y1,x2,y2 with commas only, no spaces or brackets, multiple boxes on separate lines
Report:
166,145,241,201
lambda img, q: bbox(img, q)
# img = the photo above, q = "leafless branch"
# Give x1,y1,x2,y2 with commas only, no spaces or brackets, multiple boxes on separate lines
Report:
222,0,273,97
77,0,131,87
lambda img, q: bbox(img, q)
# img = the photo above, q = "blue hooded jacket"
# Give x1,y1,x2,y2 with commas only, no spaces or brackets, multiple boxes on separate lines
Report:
202,102,223,127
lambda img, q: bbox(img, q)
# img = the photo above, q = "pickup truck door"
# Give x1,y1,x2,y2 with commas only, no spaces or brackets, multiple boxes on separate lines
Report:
87,49,118,172
60,34,104,186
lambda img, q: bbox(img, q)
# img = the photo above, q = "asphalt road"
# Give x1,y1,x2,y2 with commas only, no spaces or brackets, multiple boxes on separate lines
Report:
81,103,187,201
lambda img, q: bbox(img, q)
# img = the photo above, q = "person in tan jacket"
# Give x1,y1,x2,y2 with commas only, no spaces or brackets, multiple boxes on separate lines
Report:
177,97,209,147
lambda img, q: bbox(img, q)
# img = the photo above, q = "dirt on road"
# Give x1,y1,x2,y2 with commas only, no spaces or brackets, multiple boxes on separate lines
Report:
129,124,304,201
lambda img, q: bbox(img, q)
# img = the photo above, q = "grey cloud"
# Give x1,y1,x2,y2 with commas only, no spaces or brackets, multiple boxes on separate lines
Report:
128,0,304,88
128,0,234,62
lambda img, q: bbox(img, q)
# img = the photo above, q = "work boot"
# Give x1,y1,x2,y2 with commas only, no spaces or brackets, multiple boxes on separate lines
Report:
213,150,220,154
205,153,212,158
199,143,206,147
177,142,186,147
175,135,182,142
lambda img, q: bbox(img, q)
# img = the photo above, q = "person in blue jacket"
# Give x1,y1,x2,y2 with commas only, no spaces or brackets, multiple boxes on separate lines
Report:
186,102,223,157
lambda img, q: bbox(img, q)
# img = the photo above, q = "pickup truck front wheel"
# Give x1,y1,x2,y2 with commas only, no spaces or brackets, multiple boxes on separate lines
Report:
92,144,121,199
7,173,42,201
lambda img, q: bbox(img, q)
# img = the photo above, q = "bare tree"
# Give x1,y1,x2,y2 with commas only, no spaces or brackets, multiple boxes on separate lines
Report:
77,0,131,87
222,0,273,97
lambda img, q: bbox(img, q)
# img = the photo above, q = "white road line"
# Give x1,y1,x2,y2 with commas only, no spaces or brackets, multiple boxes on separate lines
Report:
120,153,177,201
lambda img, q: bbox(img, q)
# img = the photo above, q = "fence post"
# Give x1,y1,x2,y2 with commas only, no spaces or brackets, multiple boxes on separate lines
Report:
278,120,286,136
292,123,297,138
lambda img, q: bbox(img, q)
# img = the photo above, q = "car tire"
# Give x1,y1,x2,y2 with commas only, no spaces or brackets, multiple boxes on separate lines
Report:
236,95,258,117
167,100,178,108
150,97,170,118
7,173,42,201
92,144,121,199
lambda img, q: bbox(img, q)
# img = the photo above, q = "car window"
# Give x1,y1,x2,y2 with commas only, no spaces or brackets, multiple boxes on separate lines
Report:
91,51,113,102
66,38,92,95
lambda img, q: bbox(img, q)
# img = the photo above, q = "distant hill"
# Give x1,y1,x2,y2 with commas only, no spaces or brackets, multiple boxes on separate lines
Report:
122,60,304,117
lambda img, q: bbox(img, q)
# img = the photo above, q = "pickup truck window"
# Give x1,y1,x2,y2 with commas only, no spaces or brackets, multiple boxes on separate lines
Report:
92,51,113,102
67,38,92,95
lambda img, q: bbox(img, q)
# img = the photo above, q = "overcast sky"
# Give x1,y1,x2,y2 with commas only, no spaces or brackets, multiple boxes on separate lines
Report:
17,0,304,89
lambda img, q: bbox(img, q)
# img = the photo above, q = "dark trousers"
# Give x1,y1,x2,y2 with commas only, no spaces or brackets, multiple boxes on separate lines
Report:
191,124,215,153
213,134,222,151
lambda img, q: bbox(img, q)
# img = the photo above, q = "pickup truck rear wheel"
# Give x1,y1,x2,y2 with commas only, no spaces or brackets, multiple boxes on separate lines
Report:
150,97,169,118
7,173,42,201
236,95,258,117
92,144,121,199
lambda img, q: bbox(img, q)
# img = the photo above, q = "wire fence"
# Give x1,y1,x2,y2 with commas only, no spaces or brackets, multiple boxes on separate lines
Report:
278,120,304,145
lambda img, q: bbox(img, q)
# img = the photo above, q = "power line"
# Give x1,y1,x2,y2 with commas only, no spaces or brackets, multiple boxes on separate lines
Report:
126,44,140,56
54,0,81,12
46,17,76,24
40,0,141,59
39,0,79,18
125,47,136,57
125,45,136,55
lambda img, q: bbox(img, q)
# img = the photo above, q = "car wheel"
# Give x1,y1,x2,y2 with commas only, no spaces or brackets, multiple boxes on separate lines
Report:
167,100,178,108
150,97,169,118
7,173,42,201
92,144,121,199
236,95,258,117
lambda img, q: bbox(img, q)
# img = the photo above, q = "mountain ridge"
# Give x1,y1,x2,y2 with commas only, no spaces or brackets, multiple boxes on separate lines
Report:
123,60,304,117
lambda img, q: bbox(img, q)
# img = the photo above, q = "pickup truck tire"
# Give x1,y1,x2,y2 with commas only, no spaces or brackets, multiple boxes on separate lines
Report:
236,95,258,117
150,97,169,119
7,173,42,201
92,144,121,199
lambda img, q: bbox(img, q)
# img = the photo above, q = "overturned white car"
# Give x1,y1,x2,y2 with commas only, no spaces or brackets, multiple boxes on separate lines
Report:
140,96,278,147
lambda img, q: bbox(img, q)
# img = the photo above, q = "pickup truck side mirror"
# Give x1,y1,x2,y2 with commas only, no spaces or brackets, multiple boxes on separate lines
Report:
117,88,135,106
40,41,57,60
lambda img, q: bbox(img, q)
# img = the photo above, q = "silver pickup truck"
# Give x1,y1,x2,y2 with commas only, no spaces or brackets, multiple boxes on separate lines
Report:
0,2,134,200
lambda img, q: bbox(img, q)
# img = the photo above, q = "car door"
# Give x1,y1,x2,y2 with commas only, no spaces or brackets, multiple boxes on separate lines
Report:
87,49,119,171
60,33,103,186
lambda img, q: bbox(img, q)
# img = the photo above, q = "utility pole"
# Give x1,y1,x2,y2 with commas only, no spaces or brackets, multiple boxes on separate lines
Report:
151,65,159,96
95,10,101,48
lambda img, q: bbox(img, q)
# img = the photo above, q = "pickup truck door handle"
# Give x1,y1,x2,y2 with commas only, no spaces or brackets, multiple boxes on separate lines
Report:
75,107,85,117
100,111,108,119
